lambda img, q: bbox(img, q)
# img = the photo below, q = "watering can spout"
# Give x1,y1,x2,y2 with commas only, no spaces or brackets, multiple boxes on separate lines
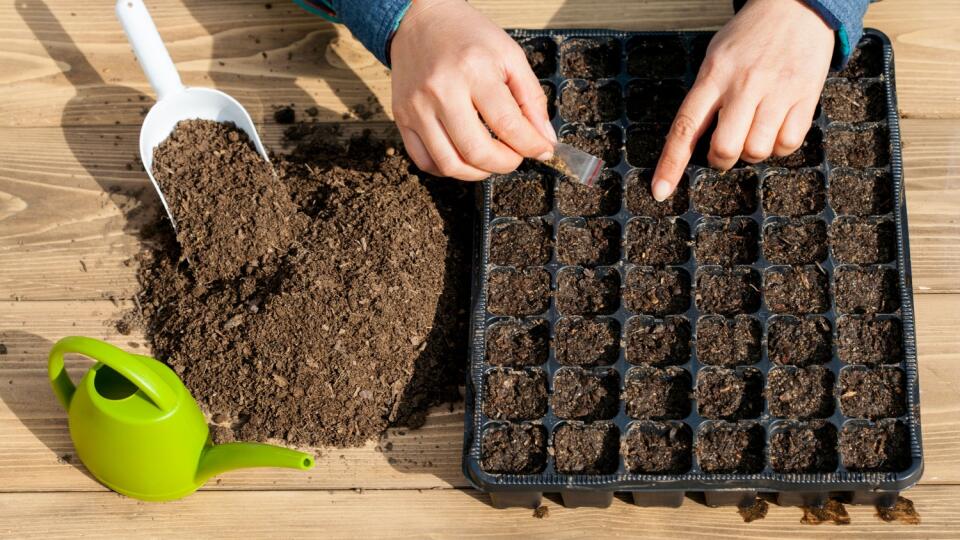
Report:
195,442,315,484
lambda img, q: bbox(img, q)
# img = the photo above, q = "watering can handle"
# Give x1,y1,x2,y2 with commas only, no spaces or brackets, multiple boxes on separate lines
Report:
48,336,177,413
115,0,184,101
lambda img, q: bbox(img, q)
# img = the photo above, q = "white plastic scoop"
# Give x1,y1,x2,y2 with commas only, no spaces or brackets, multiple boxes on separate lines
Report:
115,0,270,230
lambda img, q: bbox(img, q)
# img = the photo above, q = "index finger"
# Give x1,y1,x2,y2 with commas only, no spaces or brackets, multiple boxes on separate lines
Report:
652,81,721,201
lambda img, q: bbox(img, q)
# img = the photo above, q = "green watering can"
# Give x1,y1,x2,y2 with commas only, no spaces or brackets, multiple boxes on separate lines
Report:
48,336,315,501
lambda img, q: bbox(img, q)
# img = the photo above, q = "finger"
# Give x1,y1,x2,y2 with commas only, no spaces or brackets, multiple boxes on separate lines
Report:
399,126,441,177
708,93,761,170
417,116,490,181
652,81,721,201
438,92,524,174
741,96,791,163
504,57,557,146
773,96,818,157
475,80,553,160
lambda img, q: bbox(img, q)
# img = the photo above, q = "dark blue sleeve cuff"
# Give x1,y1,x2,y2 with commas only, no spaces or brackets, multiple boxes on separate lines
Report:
295,0,412,66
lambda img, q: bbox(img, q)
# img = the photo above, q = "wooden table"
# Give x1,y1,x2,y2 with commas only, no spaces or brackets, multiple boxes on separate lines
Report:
1,0,959,537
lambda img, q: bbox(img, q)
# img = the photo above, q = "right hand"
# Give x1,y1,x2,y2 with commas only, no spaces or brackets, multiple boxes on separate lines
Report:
390,0,557,181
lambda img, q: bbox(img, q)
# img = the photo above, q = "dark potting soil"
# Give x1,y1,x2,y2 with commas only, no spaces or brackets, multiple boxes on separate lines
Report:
761,169,825,217
557,170,622,217
556,268,620,315
829,168,894,216
624,316,691,366
626,80,686,123
481,423,547,474
552,422,619,474
557,218,620,266
486,319,550,367
834,266,900,314
554,317,619,366
763,127,822,168
551,368,620,421
488,268,551,316
694,218,759,266
543,82,557,119
766,366,835,419
622,421,693,474
830,218,896,265
764,266,829,314
626,35,686,78
839,367,906,419
151,120,303,284
696,421,765,474
484,368,548,421
837,315,903,366
625,218,690,265
625,170,690,217
560,80,623,124
519,36,558,79
767,316,832,367
839,420,910,472
623,267,691,317
822,79,886,123
876,496,921,525
833,39,884,79
625,124,668,168
695,267,761,316
769,421,838,474
695,367,763,420
693,169,758,217
489,219,552,267
695,315,761,367
762,218,828,265
560,123,623,165
491,165,551,217
560,37,621,79
623,365,691,420
738,498,769,523
800,499,851,526
825,126,890,168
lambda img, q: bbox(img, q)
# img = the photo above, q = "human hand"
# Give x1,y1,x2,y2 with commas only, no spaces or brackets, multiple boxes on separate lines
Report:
390,0,556,181
651,0,834,201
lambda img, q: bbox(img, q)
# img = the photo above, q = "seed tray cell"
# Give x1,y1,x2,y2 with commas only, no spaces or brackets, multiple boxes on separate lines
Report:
466,29,920,510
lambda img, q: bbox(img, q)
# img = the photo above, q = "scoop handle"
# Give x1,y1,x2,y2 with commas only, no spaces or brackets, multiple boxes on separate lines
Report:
115,0,184,100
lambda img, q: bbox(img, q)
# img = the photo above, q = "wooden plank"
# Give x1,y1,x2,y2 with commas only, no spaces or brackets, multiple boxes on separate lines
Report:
1,294,957,492
1,486,958,538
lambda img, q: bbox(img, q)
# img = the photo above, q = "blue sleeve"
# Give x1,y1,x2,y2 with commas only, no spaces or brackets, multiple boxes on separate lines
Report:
294,0,412,66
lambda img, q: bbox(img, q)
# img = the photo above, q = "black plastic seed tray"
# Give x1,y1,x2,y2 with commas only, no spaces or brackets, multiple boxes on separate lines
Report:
463,29,922,509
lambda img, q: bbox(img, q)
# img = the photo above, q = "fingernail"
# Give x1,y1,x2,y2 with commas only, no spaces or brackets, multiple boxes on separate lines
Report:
541,118,558,143
652,179,673,202
536,149,554,162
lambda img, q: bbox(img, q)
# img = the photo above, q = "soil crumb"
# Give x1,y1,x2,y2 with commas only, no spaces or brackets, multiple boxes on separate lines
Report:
533,505,550,519
801,499,851,525
876,496,920,525
738,498,769,523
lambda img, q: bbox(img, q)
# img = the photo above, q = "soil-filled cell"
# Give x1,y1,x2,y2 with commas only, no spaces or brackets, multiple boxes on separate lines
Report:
767,366,835,419
491,166,552,217
489,219,552,267
837,315,903,366
834,266,900,314
829,168,894,216
560,80,623,124
542,82,556,119
830,217,896,265
487,268,550,316
483,368,548,420
560,124,623,165
623,366,692,420
625,170,690,217
767,315,832,367
557,218,620,266
763,218,828,265
695,367,763,420
625,124,669,168
764,266,829,314
625,218,690,265
623,267,691,316
554,317,620,367
839,367,906,419
551,368,620,421
553,422,619,474
825,126,890,168
769,421,839,474
695,267,761,315
839,420,910,472
624,316,691,366
761,169,826,217
626,80,687,123
822,79,885,123
557,268,620,315
481,423,548,474
519,36,558,78
763,127,823,168
833,38,884,79
560,37,621,79
689,34,713,68
486,319,550,367
626,35,687,78
696,315,762,367
696,421,765,474
694,217,759,266
693,169,759,217
558,169,622,217
623,421,693,474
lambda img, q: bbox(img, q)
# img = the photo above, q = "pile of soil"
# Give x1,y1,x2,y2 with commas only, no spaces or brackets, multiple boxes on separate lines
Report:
560,124,623,165
695,315,761,367
623,366,691,419
622,421,692,474
626,80,686,122
762,218,828,265
696,421,765,474
557,268,619,315
800,499,851,525
553,422,619,474
489,219,552,267
557,170,622,216
625,218,690,265
560,37,620,79
693,169,759,216
554,317,619,366
560,80,622,124
129,122,473,448
486,319,550,367
761,169,825,217
484,369,548,420
626,36,686,78
829,168,893,216
551,368,620,421
519,36,557,78
837,315,903,366
695,367,763,420
834,266,899,314
766,366,835,419
839,420,910,471
626,124,669,167
769,421,838,473
822,79,885,122
838,367,906,419
625,170,689,217
694,218,759,265
491,165,551,217
557,219,620,265
624,316,691,366
695,267,761,315
488,267,551,316
481,423,547,474
767,316,832,366
825,126,890,168
876,496,921,525
830,218,896,264
623,268,691,316
764,266,829,314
